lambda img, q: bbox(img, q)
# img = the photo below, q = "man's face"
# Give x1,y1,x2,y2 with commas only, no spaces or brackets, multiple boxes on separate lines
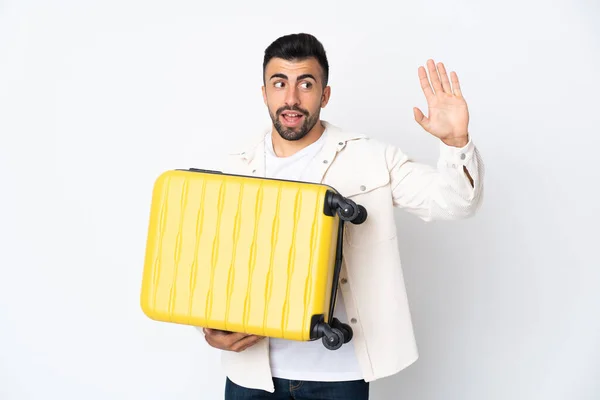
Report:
262,57,330,141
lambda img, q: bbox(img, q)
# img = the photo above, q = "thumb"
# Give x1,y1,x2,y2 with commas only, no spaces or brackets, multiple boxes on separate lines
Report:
413,107,429,130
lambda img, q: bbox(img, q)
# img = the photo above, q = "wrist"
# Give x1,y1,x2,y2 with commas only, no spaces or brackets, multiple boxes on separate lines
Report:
441,135,469,148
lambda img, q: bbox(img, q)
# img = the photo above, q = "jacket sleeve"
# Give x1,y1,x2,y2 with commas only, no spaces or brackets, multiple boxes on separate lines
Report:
385,138,484,221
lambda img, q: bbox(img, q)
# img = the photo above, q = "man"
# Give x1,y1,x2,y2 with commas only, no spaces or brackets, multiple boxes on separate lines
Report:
200,33,484,399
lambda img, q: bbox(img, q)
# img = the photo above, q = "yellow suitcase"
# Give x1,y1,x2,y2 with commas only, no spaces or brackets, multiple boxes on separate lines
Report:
140,168,367,350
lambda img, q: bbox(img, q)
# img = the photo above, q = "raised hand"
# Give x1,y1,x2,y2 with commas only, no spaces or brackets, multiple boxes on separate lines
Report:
414,59,470,148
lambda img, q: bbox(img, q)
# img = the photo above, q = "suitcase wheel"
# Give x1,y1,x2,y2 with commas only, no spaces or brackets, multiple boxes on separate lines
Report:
331,318,353,344
338,323,353,344
322,327,345,350
325,191,368,225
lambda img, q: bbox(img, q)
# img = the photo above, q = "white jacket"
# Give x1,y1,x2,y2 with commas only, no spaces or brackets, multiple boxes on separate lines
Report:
204,121,484,393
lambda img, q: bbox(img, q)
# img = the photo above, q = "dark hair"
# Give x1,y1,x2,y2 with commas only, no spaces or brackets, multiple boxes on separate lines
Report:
263,33,329,87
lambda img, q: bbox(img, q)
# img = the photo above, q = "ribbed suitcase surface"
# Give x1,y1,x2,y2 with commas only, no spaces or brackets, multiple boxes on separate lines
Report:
140,169,340,341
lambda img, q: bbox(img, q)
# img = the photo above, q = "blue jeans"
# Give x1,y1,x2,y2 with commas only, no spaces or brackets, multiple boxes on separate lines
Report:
225,377,369,399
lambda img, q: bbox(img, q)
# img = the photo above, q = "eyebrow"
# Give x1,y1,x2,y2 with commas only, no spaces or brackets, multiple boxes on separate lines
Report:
297,74,316,82
269,73,317,82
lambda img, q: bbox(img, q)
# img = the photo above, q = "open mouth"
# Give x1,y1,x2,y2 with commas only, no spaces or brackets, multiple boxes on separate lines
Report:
280,111,305,127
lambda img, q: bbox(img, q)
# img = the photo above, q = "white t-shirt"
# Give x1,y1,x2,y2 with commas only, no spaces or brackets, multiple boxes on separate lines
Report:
263,129,363,382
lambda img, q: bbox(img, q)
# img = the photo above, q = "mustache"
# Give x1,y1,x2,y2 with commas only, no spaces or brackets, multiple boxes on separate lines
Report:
276,105,309,116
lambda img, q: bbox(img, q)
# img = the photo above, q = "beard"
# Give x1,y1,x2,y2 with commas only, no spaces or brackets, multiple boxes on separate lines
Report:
269,105,320,141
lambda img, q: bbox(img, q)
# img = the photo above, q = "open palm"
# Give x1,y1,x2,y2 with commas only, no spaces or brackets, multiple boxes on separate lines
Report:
413,59,469,147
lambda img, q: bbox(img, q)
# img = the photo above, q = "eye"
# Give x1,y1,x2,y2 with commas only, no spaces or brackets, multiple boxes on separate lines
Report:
300,82,312,89
274,81,285,88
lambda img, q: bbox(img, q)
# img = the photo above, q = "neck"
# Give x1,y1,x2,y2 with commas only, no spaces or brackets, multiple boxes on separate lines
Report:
271,121,325,157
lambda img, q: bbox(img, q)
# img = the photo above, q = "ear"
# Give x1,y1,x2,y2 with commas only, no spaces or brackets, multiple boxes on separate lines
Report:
320,86,331,108
262,86,267,106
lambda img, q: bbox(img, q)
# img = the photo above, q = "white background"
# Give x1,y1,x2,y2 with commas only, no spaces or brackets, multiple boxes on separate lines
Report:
1,1,599,399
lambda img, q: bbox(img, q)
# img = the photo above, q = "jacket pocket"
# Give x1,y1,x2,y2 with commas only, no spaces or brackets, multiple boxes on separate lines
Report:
327,168,396,247
322,140,397,247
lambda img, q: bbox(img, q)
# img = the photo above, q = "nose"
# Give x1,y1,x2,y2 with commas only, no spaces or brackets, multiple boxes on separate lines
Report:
284,84,300,107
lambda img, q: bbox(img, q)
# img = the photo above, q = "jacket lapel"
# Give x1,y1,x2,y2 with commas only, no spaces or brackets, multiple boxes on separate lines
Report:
226,129,267,177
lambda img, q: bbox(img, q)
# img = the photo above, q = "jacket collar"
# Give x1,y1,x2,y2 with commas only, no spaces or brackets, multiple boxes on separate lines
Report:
229,120,366,181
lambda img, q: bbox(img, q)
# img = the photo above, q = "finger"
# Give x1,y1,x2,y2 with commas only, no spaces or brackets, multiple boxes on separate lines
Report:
427,59,443,94
222,332,250,347
418,66,434,101
232,335,264,352
238,338,264,352
204,329,247,347
206,335,245,350
203,328,226,337
235,337,262,352
437,62,452,94
413,107,429,130
450,71,462,97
